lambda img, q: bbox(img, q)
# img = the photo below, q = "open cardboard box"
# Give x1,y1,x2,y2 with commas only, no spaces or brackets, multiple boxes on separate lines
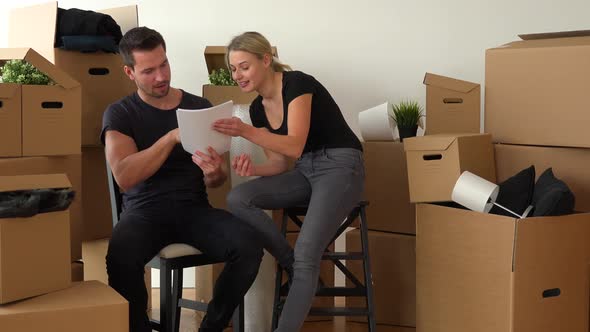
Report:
8,2,139,146
485,30,590,148
203,46,276,106
423,72,480,135
0,48,81,157
404,133,495,203
417,203,590,332
0,174,72,304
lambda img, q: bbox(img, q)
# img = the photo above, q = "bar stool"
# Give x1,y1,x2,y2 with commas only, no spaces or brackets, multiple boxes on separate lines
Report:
271,201,376,331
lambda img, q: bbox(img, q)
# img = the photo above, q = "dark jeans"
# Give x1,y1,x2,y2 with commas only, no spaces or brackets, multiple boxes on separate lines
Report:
227,148,365,332
106,200,263,332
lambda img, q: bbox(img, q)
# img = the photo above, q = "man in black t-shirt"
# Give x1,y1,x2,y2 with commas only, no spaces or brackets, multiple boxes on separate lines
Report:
101,27,262,332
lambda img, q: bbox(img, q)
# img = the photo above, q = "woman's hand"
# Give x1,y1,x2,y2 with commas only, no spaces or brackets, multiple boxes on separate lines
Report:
213,117,250,137
232,153,256,177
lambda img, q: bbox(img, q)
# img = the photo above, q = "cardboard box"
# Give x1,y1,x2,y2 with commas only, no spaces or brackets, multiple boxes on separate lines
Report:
82,238,151,309
202,46,275,106
0,280,128,332
8,2,139,146
82,147,113,241
346,230,416,327
71,261,84,282
485,32,590,148
0,83,21,157
416,203,590,332
404,133,495,203
363,142,415,234
0,174,71,304
0,154,82,260
495,143,590,213
423,72,480,135
0,48,81,157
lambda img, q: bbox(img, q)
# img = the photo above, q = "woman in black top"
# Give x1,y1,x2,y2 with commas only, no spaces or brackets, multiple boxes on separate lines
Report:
213,31,364,332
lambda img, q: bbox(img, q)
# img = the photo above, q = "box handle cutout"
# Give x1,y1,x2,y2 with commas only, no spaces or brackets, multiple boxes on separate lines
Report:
89,68,110,75
42,102,64,109
0,101,3,108
443,98,463,104
423,154,442,161
542,288,561,298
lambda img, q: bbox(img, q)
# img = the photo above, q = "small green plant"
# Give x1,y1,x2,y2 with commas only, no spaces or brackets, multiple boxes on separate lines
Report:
208,68,236,86
1,60,53,85
390,100,424,128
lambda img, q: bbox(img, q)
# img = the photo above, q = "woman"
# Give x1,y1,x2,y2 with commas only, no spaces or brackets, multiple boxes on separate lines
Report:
213,31,364,332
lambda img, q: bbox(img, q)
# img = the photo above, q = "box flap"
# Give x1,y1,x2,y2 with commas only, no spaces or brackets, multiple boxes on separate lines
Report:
0,48,80,89
0,83,20,99
98,5,139,35
205,45,278,74
489,35,590,51
8,2,58,63
519,29,590,40
423,72,479,93
403,134,459,151
0,174,71,192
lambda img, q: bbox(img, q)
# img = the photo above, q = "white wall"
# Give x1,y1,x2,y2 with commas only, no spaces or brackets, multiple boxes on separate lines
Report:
3,0,590,287
3,0,590,135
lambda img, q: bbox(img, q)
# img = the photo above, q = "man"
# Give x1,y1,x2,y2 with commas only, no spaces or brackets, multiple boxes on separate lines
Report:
101,27,263,332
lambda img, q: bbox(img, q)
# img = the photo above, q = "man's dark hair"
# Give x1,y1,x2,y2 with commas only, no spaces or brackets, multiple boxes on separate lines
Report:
119,27,166,68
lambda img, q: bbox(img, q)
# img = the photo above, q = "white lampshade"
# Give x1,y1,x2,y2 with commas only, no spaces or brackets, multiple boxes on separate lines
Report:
451,171,499,213
358,102,396,141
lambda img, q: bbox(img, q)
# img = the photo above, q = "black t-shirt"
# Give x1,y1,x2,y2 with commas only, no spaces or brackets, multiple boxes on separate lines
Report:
249,71,362,154
101,91,212,211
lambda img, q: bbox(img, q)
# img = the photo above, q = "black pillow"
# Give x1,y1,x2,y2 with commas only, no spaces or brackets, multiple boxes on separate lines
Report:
490,166,535,217
532,168,575,217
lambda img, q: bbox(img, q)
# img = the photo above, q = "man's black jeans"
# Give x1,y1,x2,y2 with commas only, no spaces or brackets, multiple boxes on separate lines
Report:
106,200,263,332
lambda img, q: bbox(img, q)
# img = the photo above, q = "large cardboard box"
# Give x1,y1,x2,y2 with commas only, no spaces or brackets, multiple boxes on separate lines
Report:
0,174,71,304
71,261,84,282
82,147,113,241
404,133,495,203
346,230,416,327
8,2,139,146
417,203,590,332
202,46,273,106
0,154,82,260
485,31,590,148
0,48,81,157
423,73,480,135
0,280,128,332
363,142,415,234
494,143,590,213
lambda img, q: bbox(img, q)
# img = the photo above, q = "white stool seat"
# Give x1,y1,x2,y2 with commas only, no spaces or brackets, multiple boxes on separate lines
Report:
159,243,202,259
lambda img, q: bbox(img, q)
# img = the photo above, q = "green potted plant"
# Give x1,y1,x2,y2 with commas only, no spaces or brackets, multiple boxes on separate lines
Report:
208,68,236,86
0,60,53,85
390,100,424,141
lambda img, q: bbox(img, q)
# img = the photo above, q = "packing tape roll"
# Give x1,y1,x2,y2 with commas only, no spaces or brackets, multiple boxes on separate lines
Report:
358,102,395,141
452,171,499,213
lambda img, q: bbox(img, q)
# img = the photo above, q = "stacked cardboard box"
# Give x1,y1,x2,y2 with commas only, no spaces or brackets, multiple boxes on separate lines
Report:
344,142,416,331
8,2,139,245
415,31,590,332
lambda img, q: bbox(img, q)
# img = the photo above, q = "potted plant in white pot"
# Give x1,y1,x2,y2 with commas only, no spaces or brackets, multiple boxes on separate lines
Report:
390,100,424,141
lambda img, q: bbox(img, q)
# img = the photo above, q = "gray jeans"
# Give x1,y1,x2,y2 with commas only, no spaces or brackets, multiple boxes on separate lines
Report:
227,148,365,332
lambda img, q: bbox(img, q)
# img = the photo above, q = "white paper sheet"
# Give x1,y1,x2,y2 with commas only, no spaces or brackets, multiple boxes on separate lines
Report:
176,100,233,155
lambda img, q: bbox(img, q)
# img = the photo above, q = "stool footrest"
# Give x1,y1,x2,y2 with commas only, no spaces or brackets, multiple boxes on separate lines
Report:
322,252,364,260
309,307,369,316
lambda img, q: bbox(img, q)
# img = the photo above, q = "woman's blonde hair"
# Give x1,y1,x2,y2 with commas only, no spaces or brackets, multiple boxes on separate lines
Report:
226,31,292,72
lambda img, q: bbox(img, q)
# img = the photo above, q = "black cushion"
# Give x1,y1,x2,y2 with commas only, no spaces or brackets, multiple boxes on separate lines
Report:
490,165,535,217
532,168,575,217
